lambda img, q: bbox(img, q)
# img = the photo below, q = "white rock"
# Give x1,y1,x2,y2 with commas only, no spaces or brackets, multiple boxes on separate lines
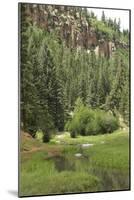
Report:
57,135,64,139
75,153,82,157
81,143,94,148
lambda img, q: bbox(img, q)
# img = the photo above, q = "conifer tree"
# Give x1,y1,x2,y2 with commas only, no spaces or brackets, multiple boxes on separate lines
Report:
101,11,106,23
20,4,37,136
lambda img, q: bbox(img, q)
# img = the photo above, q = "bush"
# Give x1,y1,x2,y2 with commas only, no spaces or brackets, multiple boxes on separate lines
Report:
70,130,77,138
35,131,43,142
66,105,95,136
100,113,119,133
78,108,94,136
64,120,71,131
86,118,101,135
66,102,119,137
67,116,79,136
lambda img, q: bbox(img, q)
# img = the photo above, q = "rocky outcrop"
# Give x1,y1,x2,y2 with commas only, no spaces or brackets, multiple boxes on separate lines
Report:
88,40,116,58
22,4,127,58
98,40,116,58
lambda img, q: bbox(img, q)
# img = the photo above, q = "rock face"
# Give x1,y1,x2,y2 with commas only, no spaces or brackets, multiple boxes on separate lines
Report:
22,4,127,58
94,40,116,58
100,40,116,58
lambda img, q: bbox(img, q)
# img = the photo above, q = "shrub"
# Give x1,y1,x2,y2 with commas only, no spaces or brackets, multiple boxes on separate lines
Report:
78,108,94,135
86,110,119,134
67,116,79,136
64,120,71,131
66,102,119,137
35,131,43,142
70,130,77,138
67,105,95,136
86,118,101,135
100,113,119,133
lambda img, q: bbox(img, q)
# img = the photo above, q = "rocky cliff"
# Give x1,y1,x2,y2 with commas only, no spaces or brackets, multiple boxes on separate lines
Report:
21,3,129,58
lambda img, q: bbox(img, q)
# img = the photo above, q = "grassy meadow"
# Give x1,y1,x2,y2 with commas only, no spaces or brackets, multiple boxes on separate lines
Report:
19,130,129,196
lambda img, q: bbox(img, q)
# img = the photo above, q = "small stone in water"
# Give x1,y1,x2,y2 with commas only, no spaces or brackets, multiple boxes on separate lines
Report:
75,153,82,157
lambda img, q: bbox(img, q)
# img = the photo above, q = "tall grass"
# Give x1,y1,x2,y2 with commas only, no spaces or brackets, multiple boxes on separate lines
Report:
20,130,129,196
20,152,100,196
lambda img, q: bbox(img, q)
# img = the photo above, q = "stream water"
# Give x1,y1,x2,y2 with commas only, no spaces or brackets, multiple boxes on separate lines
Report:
46,144,129,191
52,155,76,172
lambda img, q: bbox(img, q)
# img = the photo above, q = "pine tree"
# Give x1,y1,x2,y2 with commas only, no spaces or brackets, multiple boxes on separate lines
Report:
20,4,37,136
97,58,111,108
117,18,121,32
101,11,106,23
86,51,98,108
37,40,65,132
113,18,117,31
105,52,128,119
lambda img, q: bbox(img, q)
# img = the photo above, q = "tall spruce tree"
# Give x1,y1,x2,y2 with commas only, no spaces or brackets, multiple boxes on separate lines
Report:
101,11,106,23
105,52,128,119
20,4,38,136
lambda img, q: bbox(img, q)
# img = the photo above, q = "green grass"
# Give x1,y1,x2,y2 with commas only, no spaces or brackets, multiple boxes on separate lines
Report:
20,130,130,196
51,130,128,145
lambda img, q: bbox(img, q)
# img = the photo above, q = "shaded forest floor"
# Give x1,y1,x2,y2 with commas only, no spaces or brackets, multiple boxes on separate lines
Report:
19,130,130,196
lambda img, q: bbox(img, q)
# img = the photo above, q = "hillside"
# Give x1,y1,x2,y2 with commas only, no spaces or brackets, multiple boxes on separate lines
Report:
22,4,129,59
20,4,129,137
